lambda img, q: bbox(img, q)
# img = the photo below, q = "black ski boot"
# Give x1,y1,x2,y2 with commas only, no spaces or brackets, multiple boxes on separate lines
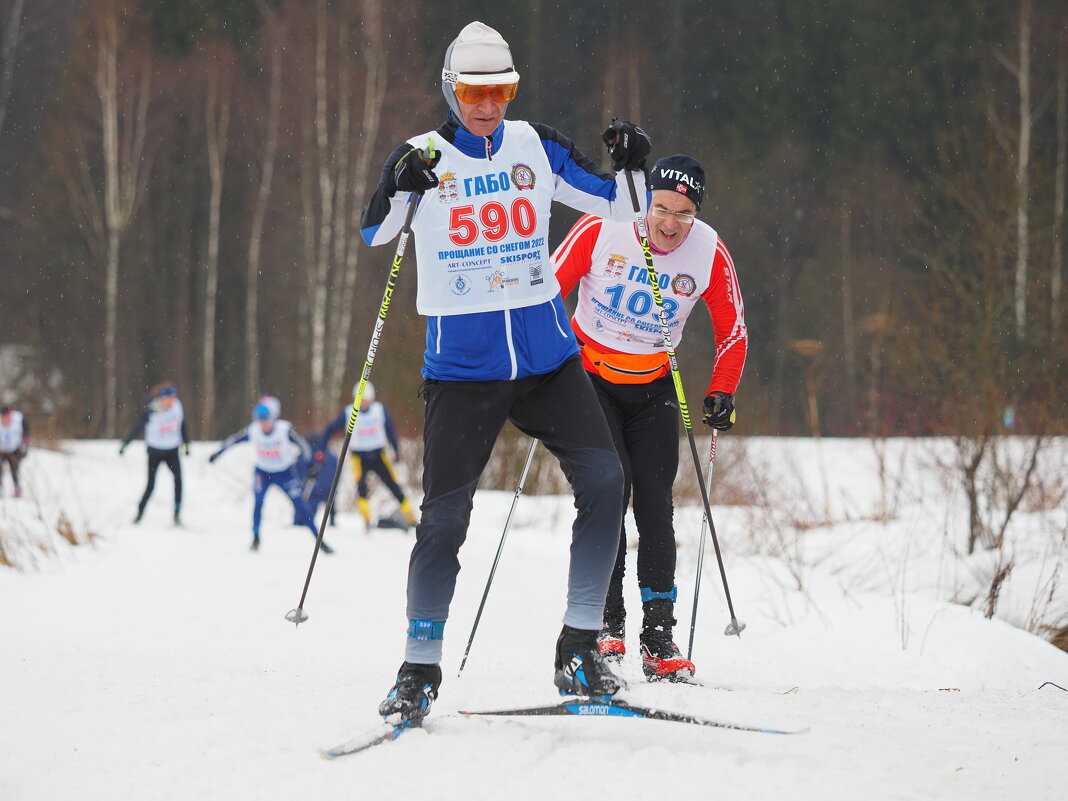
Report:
378,661,442,725
553,625,626,698
640,598,695,682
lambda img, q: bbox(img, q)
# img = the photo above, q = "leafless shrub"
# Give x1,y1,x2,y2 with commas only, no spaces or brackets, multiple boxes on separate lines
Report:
868,436,912,523
984,558,1014,619
1045,623,1068,653
55,512,82,546
672,434,763,509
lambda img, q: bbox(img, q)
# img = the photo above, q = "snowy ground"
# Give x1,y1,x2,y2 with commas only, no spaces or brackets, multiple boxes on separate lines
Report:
1,439,1067,801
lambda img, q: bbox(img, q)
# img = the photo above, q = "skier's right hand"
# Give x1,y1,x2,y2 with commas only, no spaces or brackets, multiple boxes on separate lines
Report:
208,452,220,464
392,146,441,193
118,444,126,456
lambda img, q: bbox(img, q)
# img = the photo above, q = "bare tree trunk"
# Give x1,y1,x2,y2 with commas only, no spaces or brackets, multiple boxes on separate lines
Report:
308,0,334,413
325,3,352,408
1013,0,1032,339
246,4,284,404
328,0,387,401
0,0,26,137
202,63,231,438
1053,32,1066,338
841,203,856,413
94,4,150,436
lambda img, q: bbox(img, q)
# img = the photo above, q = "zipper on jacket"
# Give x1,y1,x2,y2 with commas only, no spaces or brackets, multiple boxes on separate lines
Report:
485,136,493,161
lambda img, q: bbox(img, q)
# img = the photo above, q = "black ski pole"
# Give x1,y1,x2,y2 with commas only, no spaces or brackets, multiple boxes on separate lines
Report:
285,180,426,627
687,430,718,659
621,165,745,638
457,438,539,676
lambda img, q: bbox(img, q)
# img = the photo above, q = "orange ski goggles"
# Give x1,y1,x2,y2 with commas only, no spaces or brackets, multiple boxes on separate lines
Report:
454,82,519,104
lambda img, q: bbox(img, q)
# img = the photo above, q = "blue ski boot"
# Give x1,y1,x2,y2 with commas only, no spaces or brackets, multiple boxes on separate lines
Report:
379,661,442,725
553,625,626,698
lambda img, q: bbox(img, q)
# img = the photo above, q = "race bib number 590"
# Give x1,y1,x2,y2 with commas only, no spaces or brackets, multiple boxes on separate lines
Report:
448,198,537,246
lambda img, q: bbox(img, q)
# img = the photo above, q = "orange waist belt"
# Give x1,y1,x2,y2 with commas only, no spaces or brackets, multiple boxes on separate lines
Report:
580,342,670,384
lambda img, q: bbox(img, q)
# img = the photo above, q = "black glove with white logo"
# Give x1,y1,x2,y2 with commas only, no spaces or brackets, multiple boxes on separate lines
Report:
392,146,441,193
601,118,651,172
702,392,736,431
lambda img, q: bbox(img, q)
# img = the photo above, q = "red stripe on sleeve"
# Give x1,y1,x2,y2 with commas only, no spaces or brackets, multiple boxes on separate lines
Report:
552,215,603,298
700,236,748,395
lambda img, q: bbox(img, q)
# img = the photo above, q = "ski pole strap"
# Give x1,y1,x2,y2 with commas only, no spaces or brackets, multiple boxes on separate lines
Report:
407,619,446,641
640,586,678,603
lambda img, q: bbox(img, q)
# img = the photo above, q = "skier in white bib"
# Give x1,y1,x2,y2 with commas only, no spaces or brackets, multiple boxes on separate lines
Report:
0,404,29,498
554,154,748,682
319,381,418,530
209,397,334,554
361,20,653,724
119,383,190,524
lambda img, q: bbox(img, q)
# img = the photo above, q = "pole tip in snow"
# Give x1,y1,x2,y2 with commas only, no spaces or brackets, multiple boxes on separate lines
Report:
724,619,746,637
285,607,309,626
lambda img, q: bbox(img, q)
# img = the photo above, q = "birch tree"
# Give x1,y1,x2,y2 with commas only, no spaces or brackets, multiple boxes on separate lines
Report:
0,0,25,137
245,1,284,404
326,0,387,404
63,0,152,435
299,0,389,414
201,48,232,437
1053,29,1066,337
1014,0,1032,340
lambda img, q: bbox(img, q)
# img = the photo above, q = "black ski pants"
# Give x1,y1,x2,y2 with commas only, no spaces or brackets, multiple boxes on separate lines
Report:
0,451,20,491
403,355,623,664
139,447,182,515
352,448,408,504
590,374,680,630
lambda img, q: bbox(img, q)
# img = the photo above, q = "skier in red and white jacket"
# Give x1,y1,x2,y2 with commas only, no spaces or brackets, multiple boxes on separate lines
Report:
554,153,747,682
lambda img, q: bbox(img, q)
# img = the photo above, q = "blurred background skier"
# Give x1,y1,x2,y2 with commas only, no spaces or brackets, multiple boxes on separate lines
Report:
208,396,333,554
119,382,189,524
293,437,338,528
319,381,417,531
0,404,30,498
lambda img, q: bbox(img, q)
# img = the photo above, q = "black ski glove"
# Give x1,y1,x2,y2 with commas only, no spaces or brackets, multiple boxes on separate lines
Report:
184,443,191,457
601,118,651,172
702,391,736,431
208,451,220,464
119,444,127,456
392,146,441,193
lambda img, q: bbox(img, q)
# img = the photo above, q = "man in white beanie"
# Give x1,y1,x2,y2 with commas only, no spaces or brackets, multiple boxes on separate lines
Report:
361,20,652,725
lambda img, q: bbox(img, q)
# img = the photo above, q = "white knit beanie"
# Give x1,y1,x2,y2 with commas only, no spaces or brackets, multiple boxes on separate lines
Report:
441,22,520,122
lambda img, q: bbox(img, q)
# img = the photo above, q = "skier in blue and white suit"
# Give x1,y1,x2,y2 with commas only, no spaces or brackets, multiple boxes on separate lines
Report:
361,20,652,723
209,399,334,554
